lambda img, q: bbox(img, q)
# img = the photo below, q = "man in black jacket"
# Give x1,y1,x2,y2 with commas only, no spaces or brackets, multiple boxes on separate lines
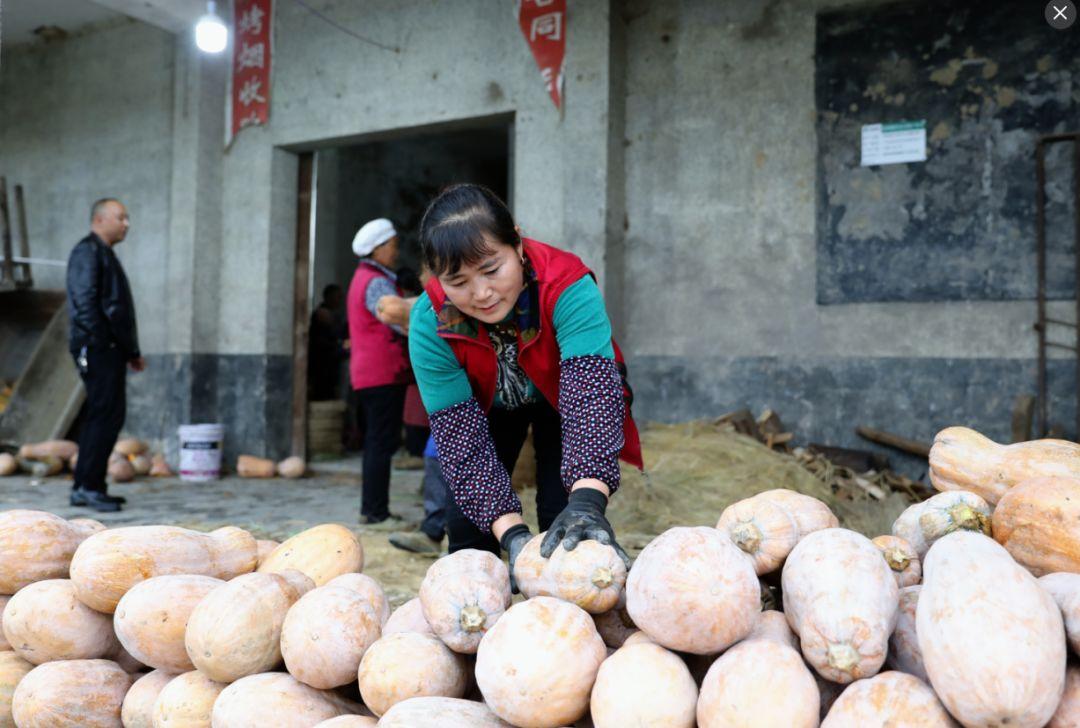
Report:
66,198,145,512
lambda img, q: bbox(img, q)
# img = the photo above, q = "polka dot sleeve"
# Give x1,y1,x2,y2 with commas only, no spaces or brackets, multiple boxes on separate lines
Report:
428,397,523,532
559,355,625,493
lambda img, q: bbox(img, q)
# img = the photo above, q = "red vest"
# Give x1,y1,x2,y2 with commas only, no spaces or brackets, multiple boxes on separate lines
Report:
347,262,410,389
425,239,643,468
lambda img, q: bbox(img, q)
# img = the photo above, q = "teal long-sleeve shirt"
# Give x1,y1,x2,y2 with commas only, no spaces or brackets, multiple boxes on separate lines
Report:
409,275,614,414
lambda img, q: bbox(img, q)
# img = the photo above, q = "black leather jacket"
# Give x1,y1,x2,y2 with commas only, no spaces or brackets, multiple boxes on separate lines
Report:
66,233,140,358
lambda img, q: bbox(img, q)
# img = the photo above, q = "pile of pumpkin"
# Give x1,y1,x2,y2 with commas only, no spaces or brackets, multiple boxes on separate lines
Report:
0,425,1078,726
0,439,172,480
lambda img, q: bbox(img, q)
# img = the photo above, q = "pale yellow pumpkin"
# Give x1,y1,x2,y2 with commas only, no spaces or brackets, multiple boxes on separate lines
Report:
0,597,9,651
107,457,135,483
872,535,921,587
716,494,800,575
887,585,927,682
0,510,101,594
280,584,382,689
419,550,511,654
276,456,306,479
113,574,222,673
929,426,1080,504
312,718,378,728
0,650,33,727
119,669,173,728
150,669,227,728
69,525,257,613
382,597,433,636
512,532,626,613
918,531,1066,727
0,455,15,477
993,477,1080,576
782,528,899,683
236,455,275,478
113,439,147,457
3,579,117,664
210,672,362,727
357,632,469,716
622,631,654,646
255,539,278,568
12,658,131,727
755,488,839,535
376,697,512,727
1038,572,1080,654
18,440,78,461
184,570,313,683
747,609,798,649
129,454,152,476
821,671,957,727
257,524,363,586
475,596,606,728
324,572,390,626
697,636,818,728
626,527,759,654
1050,665,1080,728
69,518,107,536
891,490,991,559
589,643,697,728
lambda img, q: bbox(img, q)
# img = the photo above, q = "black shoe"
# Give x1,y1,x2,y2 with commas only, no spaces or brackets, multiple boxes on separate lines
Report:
70,489,122,512
71,487,126,505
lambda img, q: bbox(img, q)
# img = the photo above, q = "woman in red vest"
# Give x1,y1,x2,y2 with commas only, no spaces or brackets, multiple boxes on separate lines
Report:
409,184,642,583
347,218,412,524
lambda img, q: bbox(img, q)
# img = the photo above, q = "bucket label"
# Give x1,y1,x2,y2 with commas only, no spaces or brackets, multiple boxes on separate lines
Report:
182,441,220,450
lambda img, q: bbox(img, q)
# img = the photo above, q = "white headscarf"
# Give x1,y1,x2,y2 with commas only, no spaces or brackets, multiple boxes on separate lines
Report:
352,218,396,257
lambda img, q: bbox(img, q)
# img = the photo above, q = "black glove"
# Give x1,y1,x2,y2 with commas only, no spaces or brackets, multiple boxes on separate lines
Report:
499,523,533,594
540,488,632,569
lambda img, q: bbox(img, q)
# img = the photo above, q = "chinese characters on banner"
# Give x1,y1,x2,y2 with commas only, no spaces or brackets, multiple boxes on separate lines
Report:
517,0,566,110
229,0,272,145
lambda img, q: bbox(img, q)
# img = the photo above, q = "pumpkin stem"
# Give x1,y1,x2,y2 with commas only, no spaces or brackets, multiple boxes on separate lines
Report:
885,548,910,572
459,605,486,632
827,643,859,673
950,504,990,535
591,567,613,589
731,522,762,554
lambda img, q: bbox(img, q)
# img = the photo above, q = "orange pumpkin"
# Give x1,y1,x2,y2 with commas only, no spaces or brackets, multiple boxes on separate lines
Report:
993,476,1080,576
113,574,222,673
715,494,799,575
119,669,173,728
918,531,1066,727
929,426,1080,504
185,570,313,682
257,524,363,586
626,527,759,654
820,671,957,727
590,643,697,728
358,632,469,716
280,585,382,689
210,672,362,727
476,596,606,728
420,550,511,654
2,579,117,664
151,669,227,728
383,597,433,636
0,510,101,595
512,532,626,613
11,659,131,727
70,525,257,613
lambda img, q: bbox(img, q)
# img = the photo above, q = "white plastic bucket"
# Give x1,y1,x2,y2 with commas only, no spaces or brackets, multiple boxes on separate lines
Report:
178,424,224,481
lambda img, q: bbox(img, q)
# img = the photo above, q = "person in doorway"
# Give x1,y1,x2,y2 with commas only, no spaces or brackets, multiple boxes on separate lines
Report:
66,198,145,513
347,218,411,525
307,283,347,401
408,184,642,585
388,434,447,554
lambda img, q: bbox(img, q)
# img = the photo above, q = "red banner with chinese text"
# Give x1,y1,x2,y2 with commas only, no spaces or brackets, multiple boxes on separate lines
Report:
229,0,273,144
517,0,566,110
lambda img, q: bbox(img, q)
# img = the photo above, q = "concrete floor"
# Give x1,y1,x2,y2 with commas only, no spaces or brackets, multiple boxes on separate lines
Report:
0,455,439,606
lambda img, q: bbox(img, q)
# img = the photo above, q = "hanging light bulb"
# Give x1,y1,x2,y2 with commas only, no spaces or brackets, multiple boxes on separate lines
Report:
195,1,228,54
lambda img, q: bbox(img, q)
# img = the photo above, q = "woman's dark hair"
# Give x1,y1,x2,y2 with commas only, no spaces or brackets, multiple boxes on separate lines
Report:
420,184,520,276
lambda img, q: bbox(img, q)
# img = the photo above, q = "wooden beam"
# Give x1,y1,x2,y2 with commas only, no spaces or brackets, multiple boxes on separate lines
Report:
855,426,931,459
290,153,314,460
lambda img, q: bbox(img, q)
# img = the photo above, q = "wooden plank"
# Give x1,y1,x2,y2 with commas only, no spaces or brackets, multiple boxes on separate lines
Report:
290,153,314,460
13,186,33,289
855,425,931,459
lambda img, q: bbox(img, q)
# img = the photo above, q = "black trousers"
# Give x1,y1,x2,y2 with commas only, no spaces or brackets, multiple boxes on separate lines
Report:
445,399,568,555
356,383,406,520
73,345,127,494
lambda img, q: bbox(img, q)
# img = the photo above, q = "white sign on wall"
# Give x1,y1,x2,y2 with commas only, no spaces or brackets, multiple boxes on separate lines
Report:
861,120,927,166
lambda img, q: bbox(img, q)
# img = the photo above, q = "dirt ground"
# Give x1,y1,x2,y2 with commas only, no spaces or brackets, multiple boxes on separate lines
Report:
0,423,911,608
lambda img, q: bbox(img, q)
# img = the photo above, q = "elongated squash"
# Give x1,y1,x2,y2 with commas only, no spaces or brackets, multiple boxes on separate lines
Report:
821,671,957,727
236,455,275,478
918,531,1066,727
70,526,256,613
512,532,626,613
755,488,839,535
887,585,927,682
3,579,117,664
782,528,899,683
590,643,697,728
993,476,1080,576
872,535,921,587
210,672,362,727
891,490,991,559
119,669,173,728
929,426,1080,504
626,527,759,654
257,524,363,586
255,539,278,568
324,573,390,626
716,495,800,575
151,669,227,728
420,550,511,654
0,650,33,727
382,597,433,636
18,440,78,461
376,697,512,728
358,632,469,717
0,510,101,594
113,574,222,673
747,609,799,650
280,585,381,689
185,570,313,683
12,659,131,727
1038,572,1080,654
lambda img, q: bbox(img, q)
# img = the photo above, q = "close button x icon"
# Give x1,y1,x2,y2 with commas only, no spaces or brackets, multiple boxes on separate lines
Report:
1054,4,1068,19
1047,0,1076,28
